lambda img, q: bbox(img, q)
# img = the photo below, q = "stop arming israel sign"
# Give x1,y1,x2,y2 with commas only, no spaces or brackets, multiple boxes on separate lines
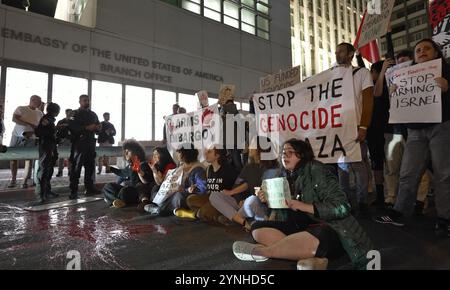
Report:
254,66,361,164
387,59,442,124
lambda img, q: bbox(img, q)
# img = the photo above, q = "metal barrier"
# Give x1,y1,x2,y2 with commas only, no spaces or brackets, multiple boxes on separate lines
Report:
0,146,157,161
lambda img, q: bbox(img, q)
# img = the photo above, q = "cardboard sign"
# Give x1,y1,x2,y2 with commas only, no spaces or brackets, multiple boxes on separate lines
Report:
388,59,442,123
260,66,301,93
152,167,184,205
358,0,395,47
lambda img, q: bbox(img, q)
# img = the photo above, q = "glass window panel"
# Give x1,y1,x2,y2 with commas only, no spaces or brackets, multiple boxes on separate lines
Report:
204,0,221,11
155,90,176,141
257,29,269,39
178,93,198,113
257,16,269,30
182,0,201,14
208,97,218,106
204,8,221,22
241,9,255,25
125,85,152,141
257,3,269,14
52,74,88,123
224,16,239,28
91,80,123,143
224,1,239,18
242,23,255,34
241,102,250,111
242,0,255,8
4,68,48,144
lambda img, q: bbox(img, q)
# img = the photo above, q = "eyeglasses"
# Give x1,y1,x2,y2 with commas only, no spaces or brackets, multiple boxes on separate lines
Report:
282,150,297,157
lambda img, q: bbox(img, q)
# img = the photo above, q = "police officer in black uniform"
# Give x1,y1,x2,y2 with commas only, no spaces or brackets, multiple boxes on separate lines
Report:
34,102,61,204
68,94,101,199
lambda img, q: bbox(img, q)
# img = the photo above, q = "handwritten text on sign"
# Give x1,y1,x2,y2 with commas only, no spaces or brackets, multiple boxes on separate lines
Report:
260,66,301,93
254,67,361,164
388,59,442,124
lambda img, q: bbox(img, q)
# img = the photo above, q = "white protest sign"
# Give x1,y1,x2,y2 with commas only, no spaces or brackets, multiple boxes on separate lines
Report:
254,66,361,164
388,59,442,123
358,0,395,47
152,167,184,205
165,104,221,161
261,177,291,209
385,60,413,86
260,66,301,93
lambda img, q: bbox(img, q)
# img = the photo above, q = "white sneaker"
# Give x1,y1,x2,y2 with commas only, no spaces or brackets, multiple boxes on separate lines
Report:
297,257,328,270
144,203,160,216
232,241,268,262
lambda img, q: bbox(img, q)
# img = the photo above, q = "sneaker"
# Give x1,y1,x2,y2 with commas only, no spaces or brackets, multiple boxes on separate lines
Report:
7,181,16,188
232,241,268,262
85,188,101,196
173,208,197,219
137,199,151,212
112,199,126,208
435,218,450,238
297,258,329,270
144,203,160,216
374,210,405,226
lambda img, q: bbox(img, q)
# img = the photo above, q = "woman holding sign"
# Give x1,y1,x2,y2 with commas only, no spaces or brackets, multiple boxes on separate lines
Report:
137,147,176,211
232,139,374,270
144,143,207,216
375,39,450,238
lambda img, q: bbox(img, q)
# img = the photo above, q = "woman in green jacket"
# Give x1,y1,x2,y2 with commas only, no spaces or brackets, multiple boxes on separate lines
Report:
232,139,374,270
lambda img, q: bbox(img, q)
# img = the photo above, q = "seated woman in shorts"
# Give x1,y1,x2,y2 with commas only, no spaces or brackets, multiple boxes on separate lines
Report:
232,139,374,270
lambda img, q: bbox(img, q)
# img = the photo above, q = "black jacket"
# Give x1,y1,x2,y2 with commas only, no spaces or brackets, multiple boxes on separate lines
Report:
98,121,116,144
35,114,57,152
68,108,99,143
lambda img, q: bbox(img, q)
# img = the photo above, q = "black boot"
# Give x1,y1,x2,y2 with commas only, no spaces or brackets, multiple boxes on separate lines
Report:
69,192,78,200
85,187,101,196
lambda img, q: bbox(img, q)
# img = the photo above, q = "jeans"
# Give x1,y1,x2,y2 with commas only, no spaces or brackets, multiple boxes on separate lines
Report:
394,121,450,219
338,142,370,206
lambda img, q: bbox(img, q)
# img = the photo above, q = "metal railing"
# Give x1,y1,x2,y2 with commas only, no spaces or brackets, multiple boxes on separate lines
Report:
0,145,157,161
